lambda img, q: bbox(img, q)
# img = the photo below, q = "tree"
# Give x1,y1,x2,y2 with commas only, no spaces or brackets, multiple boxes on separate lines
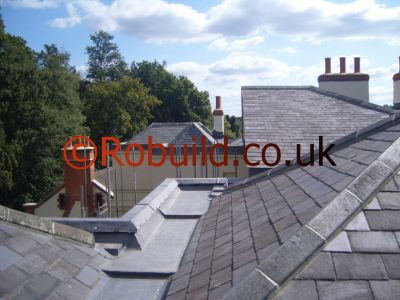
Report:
0,18,86,209
86,31,127,81
226,115,242,138
84,76,160,165
131,61,212,127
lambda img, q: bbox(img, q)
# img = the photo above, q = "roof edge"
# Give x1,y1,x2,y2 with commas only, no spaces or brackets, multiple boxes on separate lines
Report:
0,205,95,245
222,137,400,299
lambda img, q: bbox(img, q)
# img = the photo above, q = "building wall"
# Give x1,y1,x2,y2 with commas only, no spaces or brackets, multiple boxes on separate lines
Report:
111,150,248,216
319,81,369,102
34,185,108,217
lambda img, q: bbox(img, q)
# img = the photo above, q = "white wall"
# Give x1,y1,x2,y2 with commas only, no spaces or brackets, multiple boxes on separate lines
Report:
319,81,369,102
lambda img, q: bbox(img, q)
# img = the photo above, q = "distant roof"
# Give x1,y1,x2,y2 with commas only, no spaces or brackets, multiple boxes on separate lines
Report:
124,122,216,147
166,113,400,299
242,86,393,167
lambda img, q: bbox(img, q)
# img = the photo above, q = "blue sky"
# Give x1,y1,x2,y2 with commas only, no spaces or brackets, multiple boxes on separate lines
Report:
1,0,400,116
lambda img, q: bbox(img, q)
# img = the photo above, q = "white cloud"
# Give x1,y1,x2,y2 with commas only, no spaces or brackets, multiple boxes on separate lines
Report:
207,36,264,51
49,3,81,28
168,52,301,115
3,0,58,9
276,46,296,54
37,0,400,44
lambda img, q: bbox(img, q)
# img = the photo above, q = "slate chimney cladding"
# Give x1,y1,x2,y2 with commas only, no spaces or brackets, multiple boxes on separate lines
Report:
318,57,369,102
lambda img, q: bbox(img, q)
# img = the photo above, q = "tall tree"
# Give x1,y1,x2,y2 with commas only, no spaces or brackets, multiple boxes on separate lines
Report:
0,16,86,208
131,61,212,127
84,76,160,166
86,31,127,81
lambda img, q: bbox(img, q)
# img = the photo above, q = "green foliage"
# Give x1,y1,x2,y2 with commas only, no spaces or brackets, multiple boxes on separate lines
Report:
225,115,242,138
0,24,85,208
223,118,235,139
83,76,160,165
86,31,127,81
131,61,212,127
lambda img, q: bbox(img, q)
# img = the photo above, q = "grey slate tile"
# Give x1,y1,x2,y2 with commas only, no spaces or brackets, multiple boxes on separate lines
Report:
377,192,400,209
168,273,190,295
210,266,231,290
348,232,400,253
323,232,352,252
62,248,92,269
370,280,400,300
232,260,257,286
332,253,388,280
365,197,381,210
209,281,231,300
25,272,61,298
0,266,28,295
15,252,48,275
75,265,99,288
317,280,373,300
4,234,39,256
382,254,400,279
296,252,335,280
53,278,91,300
365,211,400,230
274,280,318,300
0,245,22,271
46,259,79,282
344,212,370,231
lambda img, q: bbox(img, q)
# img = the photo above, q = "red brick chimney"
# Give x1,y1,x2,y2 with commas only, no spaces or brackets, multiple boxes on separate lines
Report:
63,138,95,217
213,96,224,138
318,57,370,102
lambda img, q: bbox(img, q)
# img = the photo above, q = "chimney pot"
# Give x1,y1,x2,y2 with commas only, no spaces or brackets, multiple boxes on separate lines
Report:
216,96,221,110
325,58,331,74
354,57,360,73
340,57,346,73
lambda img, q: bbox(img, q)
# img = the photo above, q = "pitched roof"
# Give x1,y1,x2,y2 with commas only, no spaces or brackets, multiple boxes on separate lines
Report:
166,113,400,299
124,122,216,146
242,86,393,166
272,168,400,300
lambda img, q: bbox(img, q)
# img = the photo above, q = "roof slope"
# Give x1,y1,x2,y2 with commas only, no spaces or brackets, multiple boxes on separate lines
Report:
273,167,400,299
166,115,400,299
125,122,215,146
0,220,109,299
242,86,392,165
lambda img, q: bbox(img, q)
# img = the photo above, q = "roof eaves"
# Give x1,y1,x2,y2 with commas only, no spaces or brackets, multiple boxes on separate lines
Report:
222,136,400,299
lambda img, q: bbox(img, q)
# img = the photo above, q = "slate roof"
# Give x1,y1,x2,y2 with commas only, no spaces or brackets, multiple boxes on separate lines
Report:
166,113,400,299
0,211,109,299
124,122,216,147
242,86,393,166
273,172,400,300
0,179,225,300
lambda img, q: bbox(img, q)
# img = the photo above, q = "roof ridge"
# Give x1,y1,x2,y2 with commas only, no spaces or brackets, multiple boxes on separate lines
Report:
222,137,400,299
225,112,400,192
308,86,395,114
0,205,94,245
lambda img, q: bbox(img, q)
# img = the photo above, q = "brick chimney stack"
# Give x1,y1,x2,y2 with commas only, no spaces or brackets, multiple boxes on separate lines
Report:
63,138,95,217
318,57,370,102
213,96,224,138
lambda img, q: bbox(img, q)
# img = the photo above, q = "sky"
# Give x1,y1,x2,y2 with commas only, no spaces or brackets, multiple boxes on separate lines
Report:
1,0,400,116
